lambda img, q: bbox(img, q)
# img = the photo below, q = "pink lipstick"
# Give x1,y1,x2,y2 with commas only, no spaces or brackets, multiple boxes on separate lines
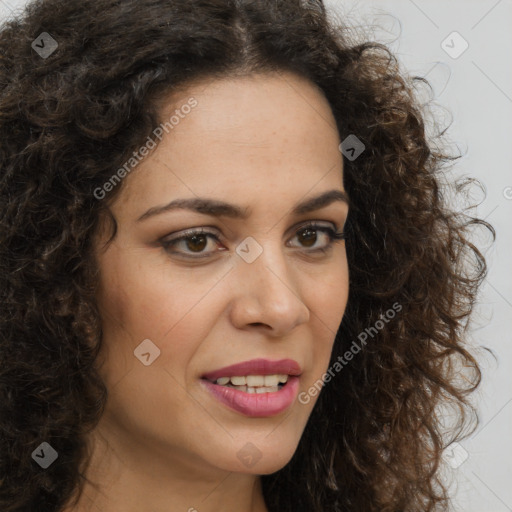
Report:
200,358,301,417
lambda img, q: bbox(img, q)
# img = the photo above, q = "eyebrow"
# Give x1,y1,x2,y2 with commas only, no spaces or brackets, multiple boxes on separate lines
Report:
136,189,350,222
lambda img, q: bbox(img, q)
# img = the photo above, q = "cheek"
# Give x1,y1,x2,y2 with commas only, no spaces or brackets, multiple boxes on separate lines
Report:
95,247,226,378
308,259,349,331
307,260,348,366
96,244,181,336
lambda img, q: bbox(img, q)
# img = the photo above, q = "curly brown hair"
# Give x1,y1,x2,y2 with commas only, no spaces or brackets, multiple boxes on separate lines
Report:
0,0,494,511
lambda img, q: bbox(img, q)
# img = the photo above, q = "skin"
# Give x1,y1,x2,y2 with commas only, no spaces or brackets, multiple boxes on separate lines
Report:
65,71,349,512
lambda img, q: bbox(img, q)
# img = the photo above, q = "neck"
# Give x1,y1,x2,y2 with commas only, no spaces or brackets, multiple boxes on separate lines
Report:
60,421,269,512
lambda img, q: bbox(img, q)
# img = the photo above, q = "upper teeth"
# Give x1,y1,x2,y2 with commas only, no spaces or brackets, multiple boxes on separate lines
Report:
215,374,288,386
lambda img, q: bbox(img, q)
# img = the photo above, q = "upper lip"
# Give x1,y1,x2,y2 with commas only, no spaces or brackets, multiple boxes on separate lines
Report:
201,358,302,381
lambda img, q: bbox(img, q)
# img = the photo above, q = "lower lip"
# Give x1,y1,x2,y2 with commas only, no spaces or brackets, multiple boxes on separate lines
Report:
200,376,300,417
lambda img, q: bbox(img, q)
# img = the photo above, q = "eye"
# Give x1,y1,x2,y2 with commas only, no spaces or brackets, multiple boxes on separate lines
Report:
160,222,345,259
160,228,222,259
287,222,346,254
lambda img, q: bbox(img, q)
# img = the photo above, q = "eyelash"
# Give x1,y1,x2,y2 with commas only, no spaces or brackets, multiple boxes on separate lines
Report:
160,222,346,260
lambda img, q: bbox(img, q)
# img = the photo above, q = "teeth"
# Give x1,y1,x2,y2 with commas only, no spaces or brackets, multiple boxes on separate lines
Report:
214,374,289,388
264,375,279,386
246,375,264,387
247,386,279,394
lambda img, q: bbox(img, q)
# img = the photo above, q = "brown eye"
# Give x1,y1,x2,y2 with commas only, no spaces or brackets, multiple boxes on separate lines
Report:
297,227,318,248
184,234,208,253
288,223,345,253
161,223,345,260
161,228,221,258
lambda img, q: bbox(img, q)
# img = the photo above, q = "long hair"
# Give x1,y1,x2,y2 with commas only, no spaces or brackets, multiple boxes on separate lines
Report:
0,1,494,510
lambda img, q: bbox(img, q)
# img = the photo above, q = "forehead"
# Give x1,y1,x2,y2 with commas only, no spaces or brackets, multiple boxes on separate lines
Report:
114,72,344,212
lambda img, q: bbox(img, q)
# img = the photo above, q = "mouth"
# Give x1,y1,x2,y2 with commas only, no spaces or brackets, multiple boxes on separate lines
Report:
200,358,302,417
201,357,302,382
201,374,290,393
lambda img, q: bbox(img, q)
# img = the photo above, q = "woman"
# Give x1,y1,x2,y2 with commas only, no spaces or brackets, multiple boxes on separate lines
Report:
0,0,494,511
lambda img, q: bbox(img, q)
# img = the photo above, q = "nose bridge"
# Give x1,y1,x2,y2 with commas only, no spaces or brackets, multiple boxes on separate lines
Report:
230,235,310,333
238,234,293,293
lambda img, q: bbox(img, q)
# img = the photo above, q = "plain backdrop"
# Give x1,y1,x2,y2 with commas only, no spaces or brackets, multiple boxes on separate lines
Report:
1,0,511,511
322,3,512,511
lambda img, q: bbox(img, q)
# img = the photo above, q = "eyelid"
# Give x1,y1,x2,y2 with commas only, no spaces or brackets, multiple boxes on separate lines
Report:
160,220,340,244
159,220,346,260
159,227,213,244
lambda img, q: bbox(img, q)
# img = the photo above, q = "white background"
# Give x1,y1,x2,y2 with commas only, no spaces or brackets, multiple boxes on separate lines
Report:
325,2,512,511
1,0,511,510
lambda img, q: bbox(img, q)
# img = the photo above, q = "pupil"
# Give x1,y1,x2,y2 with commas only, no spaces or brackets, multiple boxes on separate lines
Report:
300,228,317,248
187,235,207,252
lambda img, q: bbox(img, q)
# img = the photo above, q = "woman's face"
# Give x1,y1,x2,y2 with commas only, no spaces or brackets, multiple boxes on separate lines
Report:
93,71,349,477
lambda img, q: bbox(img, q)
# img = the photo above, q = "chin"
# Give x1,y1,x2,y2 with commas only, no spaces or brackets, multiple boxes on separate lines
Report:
209,435,301,475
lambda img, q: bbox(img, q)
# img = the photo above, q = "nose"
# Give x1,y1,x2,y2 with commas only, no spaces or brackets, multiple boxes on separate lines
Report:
228,240,310,336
